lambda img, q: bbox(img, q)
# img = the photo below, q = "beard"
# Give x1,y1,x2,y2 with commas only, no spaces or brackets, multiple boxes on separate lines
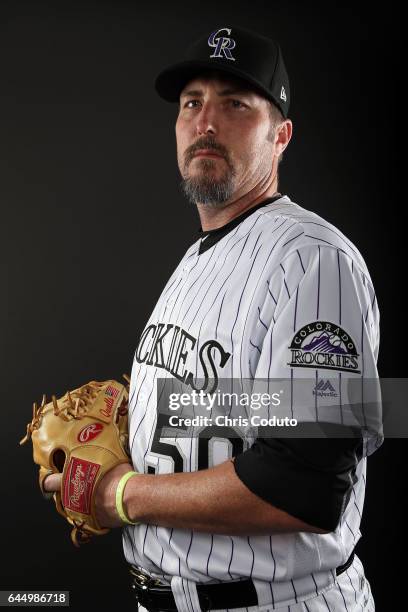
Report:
180,157,236,207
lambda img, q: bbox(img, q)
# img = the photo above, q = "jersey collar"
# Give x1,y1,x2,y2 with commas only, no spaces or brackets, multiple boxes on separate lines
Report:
197,193,283,255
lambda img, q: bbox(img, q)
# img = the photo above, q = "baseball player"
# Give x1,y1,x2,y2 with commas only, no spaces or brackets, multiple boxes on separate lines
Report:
45,25,382,612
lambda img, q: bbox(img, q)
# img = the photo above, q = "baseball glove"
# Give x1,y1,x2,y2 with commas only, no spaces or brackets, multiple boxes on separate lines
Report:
20,375,131,546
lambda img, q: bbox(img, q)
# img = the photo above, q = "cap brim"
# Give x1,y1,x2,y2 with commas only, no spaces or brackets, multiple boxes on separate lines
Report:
155,59,275,104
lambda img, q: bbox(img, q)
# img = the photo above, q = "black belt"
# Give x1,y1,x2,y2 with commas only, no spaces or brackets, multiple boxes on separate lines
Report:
130,551,355,612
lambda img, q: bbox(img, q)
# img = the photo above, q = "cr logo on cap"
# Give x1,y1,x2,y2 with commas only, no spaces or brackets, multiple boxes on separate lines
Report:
208,28,236,61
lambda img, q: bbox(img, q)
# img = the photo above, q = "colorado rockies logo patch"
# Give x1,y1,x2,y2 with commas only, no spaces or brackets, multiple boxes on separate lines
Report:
288,321,360,374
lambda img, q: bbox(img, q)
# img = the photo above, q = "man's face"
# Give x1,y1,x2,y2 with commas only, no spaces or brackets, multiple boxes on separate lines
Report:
176,72,277,207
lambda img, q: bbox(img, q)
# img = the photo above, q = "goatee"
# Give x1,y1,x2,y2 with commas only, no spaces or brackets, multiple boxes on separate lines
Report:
181,158,236,207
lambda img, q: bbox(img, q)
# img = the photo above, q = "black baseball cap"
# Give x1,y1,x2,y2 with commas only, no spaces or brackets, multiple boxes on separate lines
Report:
155,25,290,118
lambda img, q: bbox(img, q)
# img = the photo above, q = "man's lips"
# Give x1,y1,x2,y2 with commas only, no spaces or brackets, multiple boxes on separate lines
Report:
193,149,224,158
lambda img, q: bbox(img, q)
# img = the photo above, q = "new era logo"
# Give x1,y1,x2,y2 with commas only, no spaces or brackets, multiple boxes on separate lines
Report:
280,86,287,102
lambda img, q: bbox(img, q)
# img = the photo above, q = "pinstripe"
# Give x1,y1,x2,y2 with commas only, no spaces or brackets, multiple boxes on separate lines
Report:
311,573,319,597
257,306,268,331
249,339,262,355
364,304,369,324
137,369,163,460
186,531,194,567
266,280,278,304
228,240,263,374
227,537,235,580
165,275,185,308
129,365,147,416
247,537,255,578
187,421,194,473
290,368,294,419
250,231,263,257
280,263,291,298
206,535,214,577
269,535,276,590
345,569,358,604
351,486,362,520
337,249,342,324
282,231,305,247
215,291,227,339
345,520,356,544
339,371,344,425
293,286,299,332
360,314,367,429
290,578,298,603
158,529,165,573
142,523,149,557
335,578,349,612
317,246,321,318
297,249,306,273
123,526,138,566
321,592,332,611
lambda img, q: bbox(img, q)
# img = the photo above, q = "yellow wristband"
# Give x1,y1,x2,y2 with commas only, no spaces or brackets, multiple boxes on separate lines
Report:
116,470,138,525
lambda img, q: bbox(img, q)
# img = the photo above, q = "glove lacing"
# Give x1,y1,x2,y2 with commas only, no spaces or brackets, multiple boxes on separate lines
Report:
20,381,104,445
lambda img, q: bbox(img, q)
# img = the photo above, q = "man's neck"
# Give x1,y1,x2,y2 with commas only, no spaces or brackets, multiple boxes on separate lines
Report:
197,186,281,232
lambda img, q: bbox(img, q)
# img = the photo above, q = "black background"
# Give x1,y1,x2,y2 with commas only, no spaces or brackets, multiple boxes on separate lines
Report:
2,1,403,610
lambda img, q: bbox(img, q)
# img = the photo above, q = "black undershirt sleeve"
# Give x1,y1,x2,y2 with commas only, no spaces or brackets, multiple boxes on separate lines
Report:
233,422,364,532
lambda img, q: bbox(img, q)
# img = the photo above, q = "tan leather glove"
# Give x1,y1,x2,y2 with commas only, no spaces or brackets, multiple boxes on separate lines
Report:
20,376,132,546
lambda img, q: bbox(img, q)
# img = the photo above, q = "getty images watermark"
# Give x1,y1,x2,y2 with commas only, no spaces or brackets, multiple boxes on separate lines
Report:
152,377,397,441
167,388,298,428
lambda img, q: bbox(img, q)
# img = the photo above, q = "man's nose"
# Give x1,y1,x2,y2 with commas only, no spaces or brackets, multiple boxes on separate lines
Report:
196,102,218,136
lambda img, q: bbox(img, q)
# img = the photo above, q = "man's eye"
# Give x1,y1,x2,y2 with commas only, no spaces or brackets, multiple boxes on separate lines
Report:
230,100,246,109
184,100,200,108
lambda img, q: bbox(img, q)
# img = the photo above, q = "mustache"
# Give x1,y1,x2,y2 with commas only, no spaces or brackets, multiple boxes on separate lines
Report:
185,138,229,165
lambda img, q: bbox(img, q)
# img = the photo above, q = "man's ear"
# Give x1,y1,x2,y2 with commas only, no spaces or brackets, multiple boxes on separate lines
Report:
276,119,293,156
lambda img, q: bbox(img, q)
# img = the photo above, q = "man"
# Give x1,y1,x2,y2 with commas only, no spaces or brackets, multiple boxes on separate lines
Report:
45,26,381,611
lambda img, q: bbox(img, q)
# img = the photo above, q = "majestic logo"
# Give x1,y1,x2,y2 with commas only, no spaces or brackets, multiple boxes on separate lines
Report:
63,457,100,514
77,423,104,443
100,385,119,419
288,321,360,373
313,379,338,398
208,28,236,61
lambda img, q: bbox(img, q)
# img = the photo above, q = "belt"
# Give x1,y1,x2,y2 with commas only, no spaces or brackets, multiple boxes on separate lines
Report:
130,551,355,612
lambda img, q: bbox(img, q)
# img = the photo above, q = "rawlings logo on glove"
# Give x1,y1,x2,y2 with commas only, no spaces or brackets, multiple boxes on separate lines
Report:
20,376,132,546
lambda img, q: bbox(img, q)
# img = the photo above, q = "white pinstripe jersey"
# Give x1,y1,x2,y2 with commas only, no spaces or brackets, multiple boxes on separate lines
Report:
123,195,381,608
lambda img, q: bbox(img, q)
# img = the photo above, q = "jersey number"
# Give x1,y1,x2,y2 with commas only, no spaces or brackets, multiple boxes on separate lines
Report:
146,414,245,473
